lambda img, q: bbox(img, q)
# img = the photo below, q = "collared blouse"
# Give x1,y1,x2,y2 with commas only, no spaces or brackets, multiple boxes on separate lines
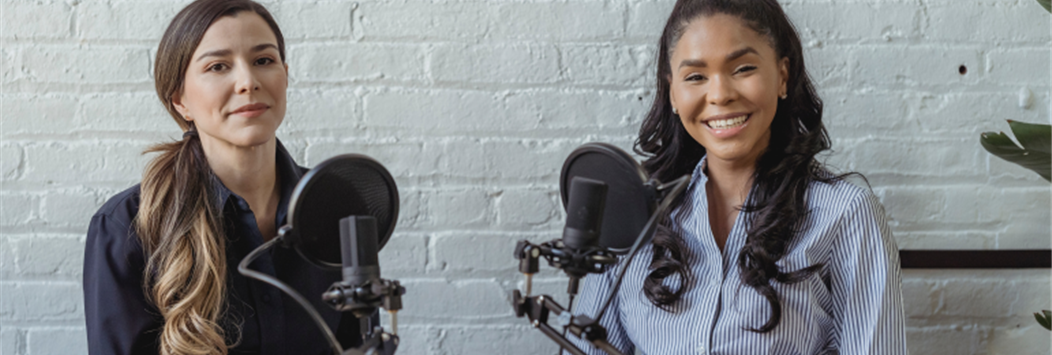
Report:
568,157,907,355
83,141,366,355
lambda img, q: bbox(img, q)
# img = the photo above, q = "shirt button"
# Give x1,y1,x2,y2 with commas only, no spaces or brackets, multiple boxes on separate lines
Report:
696,344,707,354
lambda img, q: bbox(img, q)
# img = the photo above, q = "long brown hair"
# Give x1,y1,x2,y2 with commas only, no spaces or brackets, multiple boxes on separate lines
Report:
138,1,286,354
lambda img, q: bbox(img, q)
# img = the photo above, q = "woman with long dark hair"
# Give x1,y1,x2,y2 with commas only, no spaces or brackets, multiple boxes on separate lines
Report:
83,1,365,354
569,0,906,353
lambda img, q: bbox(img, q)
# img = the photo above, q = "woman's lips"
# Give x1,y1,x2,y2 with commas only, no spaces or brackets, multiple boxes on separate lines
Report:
231,103,269,118
703,113,751,138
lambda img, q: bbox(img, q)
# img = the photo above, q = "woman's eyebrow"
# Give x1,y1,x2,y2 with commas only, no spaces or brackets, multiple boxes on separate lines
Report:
251,43,278,53
196,49,231,62
726,47,759,62
677,47,760,69
195,44,278,62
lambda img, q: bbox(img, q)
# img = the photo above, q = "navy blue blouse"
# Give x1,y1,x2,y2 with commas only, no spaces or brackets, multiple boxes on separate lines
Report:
83,141,367,355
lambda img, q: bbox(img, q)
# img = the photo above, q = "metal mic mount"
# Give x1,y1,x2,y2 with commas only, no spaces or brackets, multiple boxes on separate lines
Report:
323,278,405,318
321,275,404,355
509,175,690,355
512,241,625,355
514,240,618,296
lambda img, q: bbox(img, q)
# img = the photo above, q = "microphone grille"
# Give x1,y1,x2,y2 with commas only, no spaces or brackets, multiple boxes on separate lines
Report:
563,176,607,249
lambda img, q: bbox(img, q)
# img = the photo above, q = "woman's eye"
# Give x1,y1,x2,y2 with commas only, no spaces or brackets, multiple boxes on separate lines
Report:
207,63,226,72
686,74,706,82
255,57,274,65
735,65,756,74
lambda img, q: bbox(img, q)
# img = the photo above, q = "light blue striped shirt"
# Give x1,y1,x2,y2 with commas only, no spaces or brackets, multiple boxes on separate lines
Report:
569,158,907,355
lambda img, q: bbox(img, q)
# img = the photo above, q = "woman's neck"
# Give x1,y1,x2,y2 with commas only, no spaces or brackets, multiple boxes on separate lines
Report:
703,156,756,251
200,137,279,209
704,157,755,206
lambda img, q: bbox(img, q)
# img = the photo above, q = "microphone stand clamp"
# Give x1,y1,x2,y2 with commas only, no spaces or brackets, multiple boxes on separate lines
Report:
323,278,405,355
511,240,625,355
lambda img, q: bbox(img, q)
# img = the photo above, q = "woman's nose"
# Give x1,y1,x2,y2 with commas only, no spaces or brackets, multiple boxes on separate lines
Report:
706,75,737,106
235,65,260,94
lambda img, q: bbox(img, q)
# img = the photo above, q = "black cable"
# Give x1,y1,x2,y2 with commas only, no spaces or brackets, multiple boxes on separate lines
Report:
237,236,344,355
595,175,690,322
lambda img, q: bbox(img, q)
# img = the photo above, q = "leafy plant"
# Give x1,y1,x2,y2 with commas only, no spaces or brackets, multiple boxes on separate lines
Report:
1035,310,1052,330
980,120,1051,182
985,0,1052,334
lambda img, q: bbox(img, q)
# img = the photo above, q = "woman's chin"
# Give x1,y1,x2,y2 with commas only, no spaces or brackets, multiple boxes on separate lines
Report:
199,131,276,151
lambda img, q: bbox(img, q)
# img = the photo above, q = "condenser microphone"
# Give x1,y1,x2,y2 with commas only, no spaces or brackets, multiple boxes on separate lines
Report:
340,216,380,287
562,177,607,251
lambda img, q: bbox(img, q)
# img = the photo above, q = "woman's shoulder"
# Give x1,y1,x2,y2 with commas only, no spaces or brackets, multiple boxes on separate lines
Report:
88,184,144,251
93,184,142,224
807,171,883,217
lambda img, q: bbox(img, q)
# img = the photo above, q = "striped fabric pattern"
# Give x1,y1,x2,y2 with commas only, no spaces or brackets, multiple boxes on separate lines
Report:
567,158,908,355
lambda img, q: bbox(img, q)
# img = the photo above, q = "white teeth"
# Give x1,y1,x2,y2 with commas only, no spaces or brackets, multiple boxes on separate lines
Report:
707,115,748,129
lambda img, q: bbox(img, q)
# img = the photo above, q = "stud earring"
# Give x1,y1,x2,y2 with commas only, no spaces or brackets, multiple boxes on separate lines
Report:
779,93,787,100
672,107,678,115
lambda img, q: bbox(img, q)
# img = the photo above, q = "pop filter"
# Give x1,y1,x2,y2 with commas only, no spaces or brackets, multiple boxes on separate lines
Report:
559,143,654,254
286,154,399,269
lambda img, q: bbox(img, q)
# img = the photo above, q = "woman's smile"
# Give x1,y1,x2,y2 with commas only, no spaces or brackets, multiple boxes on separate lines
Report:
702,112,751,138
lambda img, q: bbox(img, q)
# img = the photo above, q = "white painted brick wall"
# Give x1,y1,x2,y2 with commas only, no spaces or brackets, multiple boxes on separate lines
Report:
2,0,1050,354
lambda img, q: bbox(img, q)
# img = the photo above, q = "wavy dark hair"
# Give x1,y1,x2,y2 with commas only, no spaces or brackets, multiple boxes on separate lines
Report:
634,0,844,332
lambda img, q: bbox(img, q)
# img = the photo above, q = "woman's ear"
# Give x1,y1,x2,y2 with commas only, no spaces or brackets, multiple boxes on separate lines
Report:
778,57,789,96
172,92,191,122
668,75,678,112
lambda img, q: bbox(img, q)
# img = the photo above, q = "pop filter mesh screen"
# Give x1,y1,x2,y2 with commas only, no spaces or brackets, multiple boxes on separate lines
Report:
293,156,398,267
561,144,652,253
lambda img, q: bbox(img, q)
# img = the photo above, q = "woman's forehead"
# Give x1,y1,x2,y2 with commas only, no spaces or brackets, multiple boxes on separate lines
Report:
673,14,776,61
193,12,278,57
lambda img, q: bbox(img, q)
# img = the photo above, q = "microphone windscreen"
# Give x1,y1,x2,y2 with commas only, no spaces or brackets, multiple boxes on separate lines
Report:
560,143,654,254
563,177,607,250
287,155,399,269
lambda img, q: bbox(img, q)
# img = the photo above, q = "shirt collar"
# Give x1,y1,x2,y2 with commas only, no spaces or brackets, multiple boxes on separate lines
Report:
213,139,303,223
689,154,709,189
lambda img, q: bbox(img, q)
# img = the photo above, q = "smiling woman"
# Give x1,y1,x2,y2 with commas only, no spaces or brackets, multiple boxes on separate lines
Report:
82,1,366,354
568,0,908,354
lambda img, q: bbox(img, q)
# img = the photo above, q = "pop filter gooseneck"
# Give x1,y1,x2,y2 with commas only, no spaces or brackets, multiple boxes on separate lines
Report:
238,154,402,355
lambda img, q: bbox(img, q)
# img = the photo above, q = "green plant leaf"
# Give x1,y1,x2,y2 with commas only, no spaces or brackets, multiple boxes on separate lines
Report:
1038,0,1052,13
1010,120,1052,154
980,120,1052,182
1035,310,1052,330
